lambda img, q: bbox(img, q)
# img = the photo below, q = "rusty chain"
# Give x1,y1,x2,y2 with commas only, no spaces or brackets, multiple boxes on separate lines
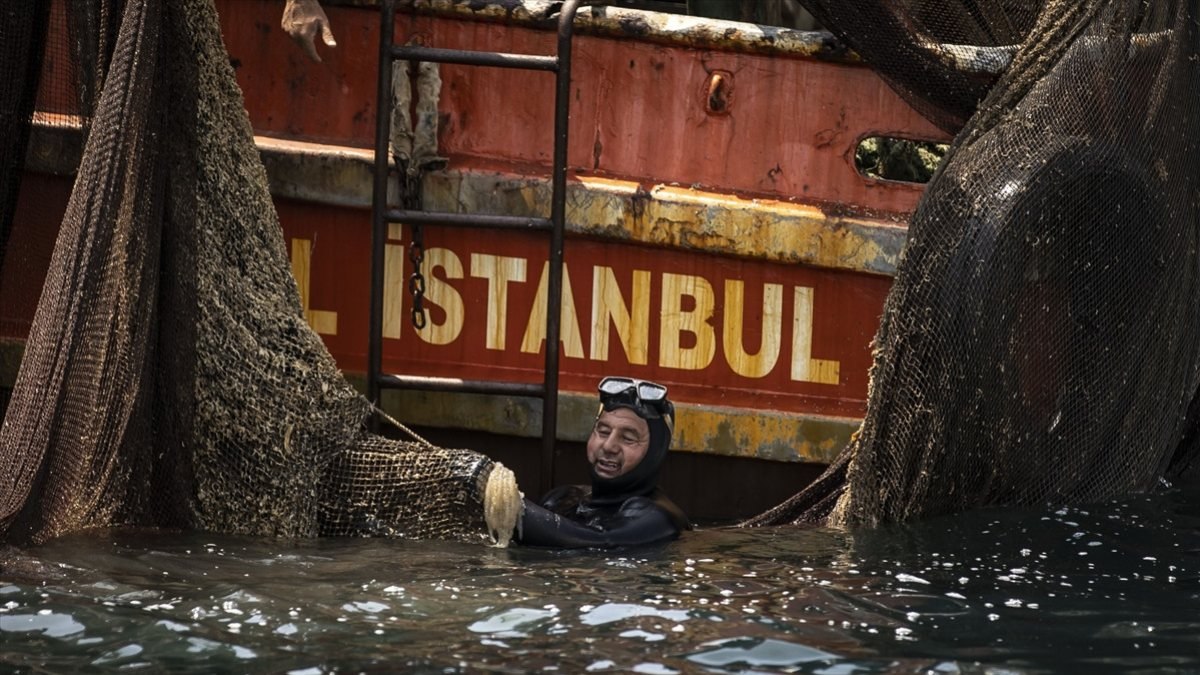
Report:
392,55,446,331
394,149,427,330
408,221,426,330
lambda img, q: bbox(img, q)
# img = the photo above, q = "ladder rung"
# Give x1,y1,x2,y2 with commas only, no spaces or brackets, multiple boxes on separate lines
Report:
385,209,553,231
378,373,547,398
391,45,558,72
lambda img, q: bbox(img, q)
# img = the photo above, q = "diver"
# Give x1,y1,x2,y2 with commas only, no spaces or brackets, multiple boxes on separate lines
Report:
516,377,691,548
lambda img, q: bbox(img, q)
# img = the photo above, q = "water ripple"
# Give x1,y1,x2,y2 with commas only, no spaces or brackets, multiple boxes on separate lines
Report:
0,489,1197,672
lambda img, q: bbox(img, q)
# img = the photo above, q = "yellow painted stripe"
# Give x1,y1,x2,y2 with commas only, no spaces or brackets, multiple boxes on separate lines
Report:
0,338,855,463
369,379,857,464
28,123,906,277
424,171,905,276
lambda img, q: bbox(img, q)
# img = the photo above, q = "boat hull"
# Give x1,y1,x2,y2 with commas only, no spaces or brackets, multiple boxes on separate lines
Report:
0,0,950,518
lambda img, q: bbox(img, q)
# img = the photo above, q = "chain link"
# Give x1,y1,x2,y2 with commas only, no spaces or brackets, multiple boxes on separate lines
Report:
393,57,448,332
395,150,428,331
408,222,426,330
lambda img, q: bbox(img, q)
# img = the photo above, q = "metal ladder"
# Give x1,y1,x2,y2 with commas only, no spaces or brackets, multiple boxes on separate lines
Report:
369,0,584,495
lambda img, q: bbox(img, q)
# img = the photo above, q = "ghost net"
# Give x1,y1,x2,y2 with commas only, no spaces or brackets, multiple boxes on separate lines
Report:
748,0,1200,527
0,0,520,545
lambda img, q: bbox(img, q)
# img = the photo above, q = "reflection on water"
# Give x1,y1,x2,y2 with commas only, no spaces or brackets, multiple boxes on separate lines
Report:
2,489,1199,673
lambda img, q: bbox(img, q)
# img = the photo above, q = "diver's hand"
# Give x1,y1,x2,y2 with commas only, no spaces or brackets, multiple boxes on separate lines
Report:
282,0,337,63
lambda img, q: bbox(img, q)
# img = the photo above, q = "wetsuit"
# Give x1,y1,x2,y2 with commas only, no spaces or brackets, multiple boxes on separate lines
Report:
518,485,689,548
516,406,690,548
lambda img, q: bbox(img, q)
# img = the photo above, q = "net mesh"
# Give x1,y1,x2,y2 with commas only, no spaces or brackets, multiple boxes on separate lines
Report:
748,0,1200,527
0,0,506,545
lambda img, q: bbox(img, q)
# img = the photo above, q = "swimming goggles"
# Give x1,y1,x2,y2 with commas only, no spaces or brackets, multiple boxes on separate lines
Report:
598,376,671,419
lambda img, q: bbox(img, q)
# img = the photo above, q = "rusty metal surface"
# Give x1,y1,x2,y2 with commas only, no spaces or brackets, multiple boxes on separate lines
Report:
418,17,944,215
217,1,950,214
323,0,857,62
0,332,853,462
25,123,909,276
13,145,879,465
370,375,857,463
329,0,1016,74
259,136,378,207
2,322,857,463
423,171,906,276
12,1,911,467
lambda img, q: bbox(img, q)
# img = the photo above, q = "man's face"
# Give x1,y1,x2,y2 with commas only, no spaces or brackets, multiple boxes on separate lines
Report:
587,408,650,479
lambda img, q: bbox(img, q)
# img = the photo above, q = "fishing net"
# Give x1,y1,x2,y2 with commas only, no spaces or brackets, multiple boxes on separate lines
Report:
5,0,1199,542
748,0,1200,527
0,0,520,545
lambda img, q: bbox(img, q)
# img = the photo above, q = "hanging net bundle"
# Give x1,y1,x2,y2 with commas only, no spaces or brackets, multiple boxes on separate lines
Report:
749,0,1200,527
0,0,520,545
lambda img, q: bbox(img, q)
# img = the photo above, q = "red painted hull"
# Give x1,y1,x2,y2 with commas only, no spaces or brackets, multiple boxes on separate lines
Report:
2,0,951,465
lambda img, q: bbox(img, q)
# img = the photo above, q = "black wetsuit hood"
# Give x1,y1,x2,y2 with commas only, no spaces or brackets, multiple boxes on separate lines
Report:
588,402,673,506
515,398,687,548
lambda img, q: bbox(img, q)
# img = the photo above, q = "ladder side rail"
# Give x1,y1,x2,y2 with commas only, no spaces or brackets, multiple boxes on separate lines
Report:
391,44,558,71
370,1,585,496
383,209,553,231
378,374,546,398
368,0,399,412
540,0,583,496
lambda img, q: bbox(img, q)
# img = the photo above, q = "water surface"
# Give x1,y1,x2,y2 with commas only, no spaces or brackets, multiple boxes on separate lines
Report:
3,489,1198,673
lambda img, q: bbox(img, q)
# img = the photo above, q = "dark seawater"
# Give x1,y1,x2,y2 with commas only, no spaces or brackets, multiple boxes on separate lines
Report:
2,489,1199,674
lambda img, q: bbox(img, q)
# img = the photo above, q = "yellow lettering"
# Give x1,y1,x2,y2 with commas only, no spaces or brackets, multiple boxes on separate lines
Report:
590,267,650,365
723,280,782,378
659,273,716,370
383,223,407,339
289,238,338,336
383,242,404,340
791,286,839,384
470,253,527,350
416,248,464,345
521,262,584,358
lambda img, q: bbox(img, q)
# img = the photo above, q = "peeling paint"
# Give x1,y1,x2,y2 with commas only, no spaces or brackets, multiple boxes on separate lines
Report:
25,122,907,276
424,171,906,275
670,404,854,464
352,365,860,463
383,0,859,63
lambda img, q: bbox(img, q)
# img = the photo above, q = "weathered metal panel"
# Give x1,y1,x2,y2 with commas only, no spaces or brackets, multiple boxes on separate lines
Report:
425,172,907,275
259,135,911,276
370,383,857,464
4,1,944,463
280,198,890,420
217,0,949,216
6,131,888,462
